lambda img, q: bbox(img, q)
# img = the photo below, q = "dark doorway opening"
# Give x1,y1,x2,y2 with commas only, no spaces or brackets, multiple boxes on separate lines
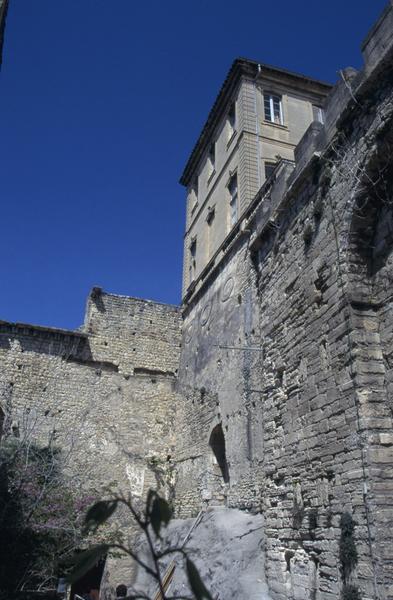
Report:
70,556,106,600
209,424,229,483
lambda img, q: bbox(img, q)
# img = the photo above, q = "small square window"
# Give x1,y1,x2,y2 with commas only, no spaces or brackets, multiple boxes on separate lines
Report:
264,93,283,125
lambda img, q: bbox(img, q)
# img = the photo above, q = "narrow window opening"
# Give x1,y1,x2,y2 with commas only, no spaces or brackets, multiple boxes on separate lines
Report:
206,206,215,259
228,173,238,227
264,93,283,125
209,424,229,483
264,161,277,181
312,105,325,124
227,103,236,139
189,237,197,284
190,178,199,213
208,143,216,175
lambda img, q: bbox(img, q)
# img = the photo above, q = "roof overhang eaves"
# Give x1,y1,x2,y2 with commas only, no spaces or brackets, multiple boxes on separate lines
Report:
179,57,333,187
179,58,252,187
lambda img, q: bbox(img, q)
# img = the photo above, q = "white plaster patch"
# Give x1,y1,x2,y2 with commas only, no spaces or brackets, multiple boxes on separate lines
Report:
9,339,22,352
126,464,145,497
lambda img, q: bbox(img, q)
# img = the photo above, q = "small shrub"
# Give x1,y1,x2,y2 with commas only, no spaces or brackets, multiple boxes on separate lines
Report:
339,513,358,584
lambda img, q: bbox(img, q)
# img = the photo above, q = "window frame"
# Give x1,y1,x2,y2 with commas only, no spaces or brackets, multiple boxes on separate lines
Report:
189,237,197,284
206,205,215,259
264,161,277,181
264,92,284,125
208,143,216,178
228,173,238,227
312,105,325,124
189,179,199,214
227,102,237,141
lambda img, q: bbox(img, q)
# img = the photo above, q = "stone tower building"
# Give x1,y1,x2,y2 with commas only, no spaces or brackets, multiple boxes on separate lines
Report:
175,3,393,598
180,59,331,297
1,2,393,599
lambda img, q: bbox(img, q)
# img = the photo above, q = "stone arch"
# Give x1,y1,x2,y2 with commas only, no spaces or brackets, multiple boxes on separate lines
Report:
347,125,393,303
209,423,229,484
344,123,393,596
202,422,230,507
345,126,393,415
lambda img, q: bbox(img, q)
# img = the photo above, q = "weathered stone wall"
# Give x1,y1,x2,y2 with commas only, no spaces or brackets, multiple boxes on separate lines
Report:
177,226,264,516
175,4,393,599
0,290,181,590
1,4,393,600
83,288,180,377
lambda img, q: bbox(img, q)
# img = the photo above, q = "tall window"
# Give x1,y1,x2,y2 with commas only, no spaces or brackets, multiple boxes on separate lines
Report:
264,161,276,180
206,206,215,259
189,238,197,284
190,179,198,213
227,102,236,139
264,93,283,125
208,143,216,175
228,174,238,227
312,105,325,124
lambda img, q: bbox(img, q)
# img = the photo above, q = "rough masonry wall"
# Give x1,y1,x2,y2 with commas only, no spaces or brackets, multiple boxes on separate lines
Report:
1,4,393,600
0,290,181,590
175,5,393,599
177,229,264,516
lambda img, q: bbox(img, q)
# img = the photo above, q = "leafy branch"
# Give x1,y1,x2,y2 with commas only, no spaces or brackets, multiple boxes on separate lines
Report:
67,491,213,600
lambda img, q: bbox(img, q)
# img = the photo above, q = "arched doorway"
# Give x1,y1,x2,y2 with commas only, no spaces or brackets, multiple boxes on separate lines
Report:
205,424,230,506
209,424,229,484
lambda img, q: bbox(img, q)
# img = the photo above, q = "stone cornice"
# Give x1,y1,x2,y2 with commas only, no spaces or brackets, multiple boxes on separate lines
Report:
179,58,332,188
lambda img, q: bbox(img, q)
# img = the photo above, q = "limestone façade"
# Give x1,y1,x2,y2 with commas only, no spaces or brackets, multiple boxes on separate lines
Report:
1,2,393,599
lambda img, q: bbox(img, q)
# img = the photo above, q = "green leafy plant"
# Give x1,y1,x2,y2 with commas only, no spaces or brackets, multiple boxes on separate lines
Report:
339,513,358,584
339,512,360,600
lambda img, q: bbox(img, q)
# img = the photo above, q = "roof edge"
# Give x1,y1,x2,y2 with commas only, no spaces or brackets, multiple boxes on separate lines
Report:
179,57,333,187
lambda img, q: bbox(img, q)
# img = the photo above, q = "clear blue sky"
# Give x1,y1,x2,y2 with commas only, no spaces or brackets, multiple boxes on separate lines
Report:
0,0,387,329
